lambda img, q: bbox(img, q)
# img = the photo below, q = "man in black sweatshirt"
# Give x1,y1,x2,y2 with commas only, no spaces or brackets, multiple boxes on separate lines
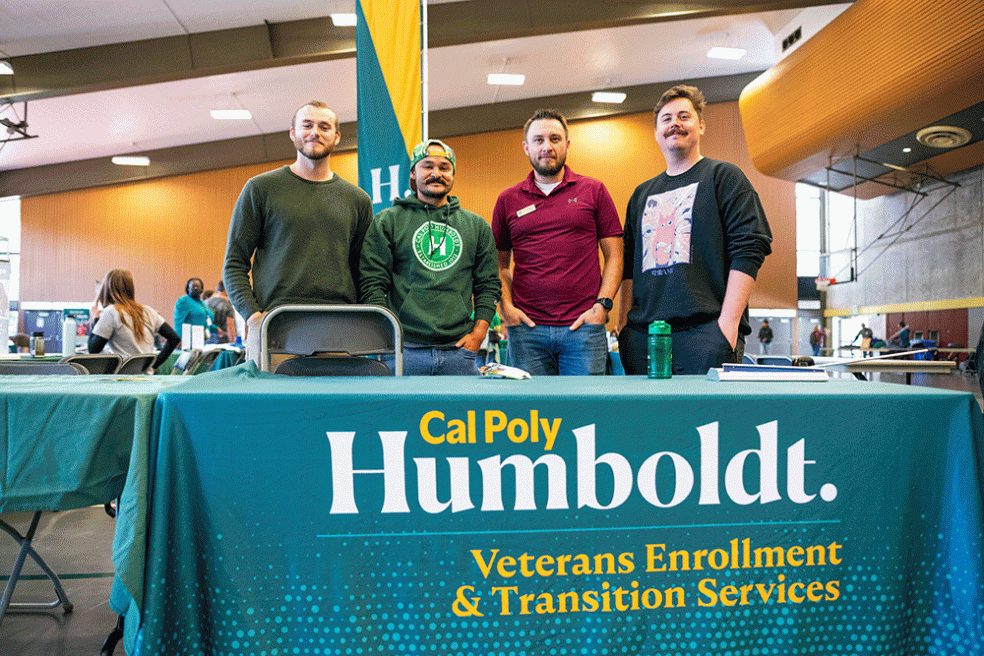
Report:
618,85,772,375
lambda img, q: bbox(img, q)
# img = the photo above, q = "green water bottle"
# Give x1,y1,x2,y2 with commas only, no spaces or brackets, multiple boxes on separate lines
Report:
648,321,671,379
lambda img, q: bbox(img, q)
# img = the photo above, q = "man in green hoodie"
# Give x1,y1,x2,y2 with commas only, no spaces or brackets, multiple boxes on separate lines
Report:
360,139,501,375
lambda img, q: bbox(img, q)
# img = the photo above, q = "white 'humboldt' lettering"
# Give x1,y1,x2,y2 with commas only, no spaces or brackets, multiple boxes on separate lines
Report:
325,421,833,514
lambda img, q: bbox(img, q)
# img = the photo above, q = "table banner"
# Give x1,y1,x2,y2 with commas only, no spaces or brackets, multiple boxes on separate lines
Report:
131,370,984,655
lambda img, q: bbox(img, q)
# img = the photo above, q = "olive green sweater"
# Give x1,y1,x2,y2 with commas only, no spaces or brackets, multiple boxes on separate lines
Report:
359,195,501,344
223,166,373,319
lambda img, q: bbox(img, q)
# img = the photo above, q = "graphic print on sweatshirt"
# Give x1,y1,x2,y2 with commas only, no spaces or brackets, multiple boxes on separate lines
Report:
640,182,698,272
413,222,463,271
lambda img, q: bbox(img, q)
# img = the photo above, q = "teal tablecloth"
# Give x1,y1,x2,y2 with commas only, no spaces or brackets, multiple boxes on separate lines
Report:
119,364,984,655
0,373,188,644
0,375,187,512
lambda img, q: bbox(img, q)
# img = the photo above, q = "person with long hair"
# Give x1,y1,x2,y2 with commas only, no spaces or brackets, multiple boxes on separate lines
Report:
88,269,180,372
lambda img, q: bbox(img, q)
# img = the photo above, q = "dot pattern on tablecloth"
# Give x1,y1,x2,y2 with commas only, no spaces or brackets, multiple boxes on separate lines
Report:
135,518,983,656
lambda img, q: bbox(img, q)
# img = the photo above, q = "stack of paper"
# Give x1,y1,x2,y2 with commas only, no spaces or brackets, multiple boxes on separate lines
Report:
707,363,830,382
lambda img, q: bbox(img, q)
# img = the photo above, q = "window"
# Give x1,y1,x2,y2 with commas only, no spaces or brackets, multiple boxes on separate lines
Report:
795,183,821,277
0,195,21,339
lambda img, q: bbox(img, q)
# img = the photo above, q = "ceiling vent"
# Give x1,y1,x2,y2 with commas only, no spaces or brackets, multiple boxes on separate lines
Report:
739,0,984,199
916,126,971,149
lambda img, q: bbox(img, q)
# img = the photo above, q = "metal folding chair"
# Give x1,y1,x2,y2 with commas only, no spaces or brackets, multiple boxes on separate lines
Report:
260,305,403,376
117,353,156,374
60,353,123,374
0,361,88,375
171,349,202,375
188,348,222,375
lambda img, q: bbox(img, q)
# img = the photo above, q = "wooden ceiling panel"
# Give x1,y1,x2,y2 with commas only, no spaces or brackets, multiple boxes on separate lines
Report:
739,0,984,195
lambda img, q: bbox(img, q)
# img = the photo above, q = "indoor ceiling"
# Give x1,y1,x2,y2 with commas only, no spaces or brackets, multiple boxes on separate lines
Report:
0,0,852,196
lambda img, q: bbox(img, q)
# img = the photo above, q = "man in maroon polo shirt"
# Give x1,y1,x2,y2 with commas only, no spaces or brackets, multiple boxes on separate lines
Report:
492,109,623,375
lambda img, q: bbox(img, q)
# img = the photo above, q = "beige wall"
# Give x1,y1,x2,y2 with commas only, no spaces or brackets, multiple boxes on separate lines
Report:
20,102,796,323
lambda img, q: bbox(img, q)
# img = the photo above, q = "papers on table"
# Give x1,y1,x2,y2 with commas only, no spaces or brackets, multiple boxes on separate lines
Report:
707,363,830,382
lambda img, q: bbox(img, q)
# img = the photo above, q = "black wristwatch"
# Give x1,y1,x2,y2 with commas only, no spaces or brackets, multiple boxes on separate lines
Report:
595,297,614,311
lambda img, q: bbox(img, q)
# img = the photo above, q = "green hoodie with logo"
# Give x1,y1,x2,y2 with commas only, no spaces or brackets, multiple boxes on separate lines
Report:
359,195,501,345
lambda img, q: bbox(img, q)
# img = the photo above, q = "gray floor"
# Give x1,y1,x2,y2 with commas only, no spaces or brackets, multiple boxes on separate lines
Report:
2,372,981,656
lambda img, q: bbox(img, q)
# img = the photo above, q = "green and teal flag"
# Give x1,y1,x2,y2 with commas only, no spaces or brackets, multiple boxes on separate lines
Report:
357,0,422,214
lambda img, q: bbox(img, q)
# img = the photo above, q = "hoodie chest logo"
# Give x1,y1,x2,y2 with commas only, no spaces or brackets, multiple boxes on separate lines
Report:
413,222,463,271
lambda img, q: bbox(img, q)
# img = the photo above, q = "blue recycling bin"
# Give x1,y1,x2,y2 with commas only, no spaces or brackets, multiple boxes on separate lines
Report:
911,339,937,360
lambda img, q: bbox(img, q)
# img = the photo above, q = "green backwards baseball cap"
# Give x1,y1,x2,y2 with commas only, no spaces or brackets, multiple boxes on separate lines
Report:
410,139,456,171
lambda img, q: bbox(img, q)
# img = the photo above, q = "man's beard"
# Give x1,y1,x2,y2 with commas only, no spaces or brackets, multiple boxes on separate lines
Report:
298,140,333,160
530,153,565,178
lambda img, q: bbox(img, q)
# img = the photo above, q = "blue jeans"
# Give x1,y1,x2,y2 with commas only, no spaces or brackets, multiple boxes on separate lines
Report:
382,343,479,376
507,323,609,375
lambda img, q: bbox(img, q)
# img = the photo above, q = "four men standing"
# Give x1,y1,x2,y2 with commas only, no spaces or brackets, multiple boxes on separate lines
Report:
493,109,623,375
222,87,772,376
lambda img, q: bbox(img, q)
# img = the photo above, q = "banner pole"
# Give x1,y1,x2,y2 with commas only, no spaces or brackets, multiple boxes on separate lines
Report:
421,0,428,141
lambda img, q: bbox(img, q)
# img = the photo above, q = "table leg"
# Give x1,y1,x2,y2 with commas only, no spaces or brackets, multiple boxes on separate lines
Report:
0,511,74,625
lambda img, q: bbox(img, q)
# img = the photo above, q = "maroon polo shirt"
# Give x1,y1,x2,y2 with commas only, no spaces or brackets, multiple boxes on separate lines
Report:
492,168,622,325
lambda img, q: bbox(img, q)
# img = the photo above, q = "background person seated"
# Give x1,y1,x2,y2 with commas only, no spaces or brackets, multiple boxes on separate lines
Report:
89,269,180,372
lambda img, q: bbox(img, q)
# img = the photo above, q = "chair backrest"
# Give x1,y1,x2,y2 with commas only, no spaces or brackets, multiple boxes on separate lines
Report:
260,305,403,375
188,349,222,375
172,349,202,375
0,361,87,375
274,355,392,377
118,353,157,375
756,355,793,366
742,353,755,364
60,353,123,374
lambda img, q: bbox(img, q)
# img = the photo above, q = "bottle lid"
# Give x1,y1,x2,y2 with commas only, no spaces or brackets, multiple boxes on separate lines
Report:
32,331,44,337
649,320,670,335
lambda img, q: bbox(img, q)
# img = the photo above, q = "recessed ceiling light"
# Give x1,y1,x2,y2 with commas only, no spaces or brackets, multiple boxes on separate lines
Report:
487,73,525,86
112,156,150,166
210,109,253,120
902,147,912,153
592,91,627,104
0,61,12,75
706,46,746,60
331,14,357,27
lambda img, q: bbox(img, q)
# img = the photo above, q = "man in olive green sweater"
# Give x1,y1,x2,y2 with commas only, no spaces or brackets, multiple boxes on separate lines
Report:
360,139,501,375
223,101,373,366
